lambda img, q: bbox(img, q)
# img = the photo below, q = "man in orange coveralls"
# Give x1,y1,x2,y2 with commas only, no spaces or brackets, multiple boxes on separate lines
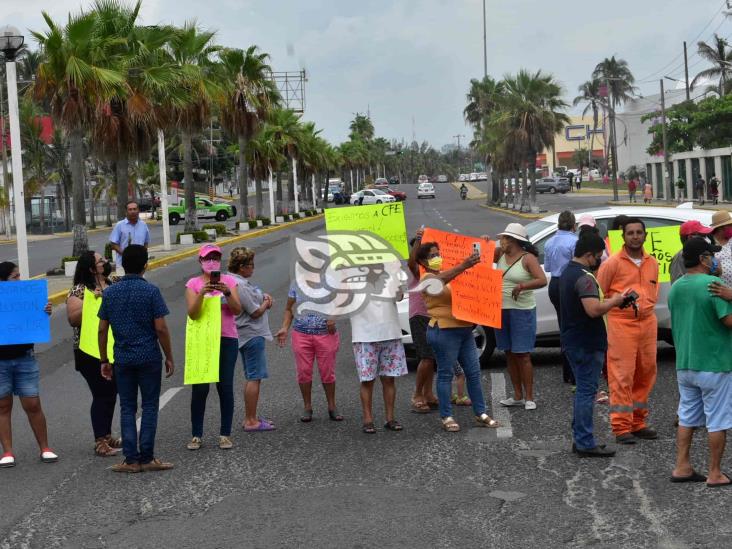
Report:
597,217,660,445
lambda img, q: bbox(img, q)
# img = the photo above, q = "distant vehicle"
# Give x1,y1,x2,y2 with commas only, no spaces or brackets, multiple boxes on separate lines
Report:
350,189,396,205
429,176,438,183
476,172,488,181
417,182,435,199
164,197,236,225
417,175,429,185
458,174,469,182
470,172,479,181
535,176,570,194
389,176,400,185
437,175,448,183
374,184,407,201
374,177,389,186
567,168,581,177
588,169,601,179
327,185,348,204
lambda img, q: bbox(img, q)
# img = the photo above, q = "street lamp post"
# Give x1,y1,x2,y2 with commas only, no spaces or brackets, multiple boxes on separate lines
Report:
0,26,29,279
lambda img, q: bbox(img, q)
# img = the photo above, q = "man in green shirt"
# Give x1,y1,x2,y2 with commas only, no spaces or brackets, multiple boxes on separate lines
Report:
668,237,732,487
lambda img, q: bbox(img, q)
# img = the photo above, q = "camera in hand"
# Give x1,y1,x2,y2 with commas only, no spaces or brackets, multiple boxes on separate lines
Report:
619,290,639,310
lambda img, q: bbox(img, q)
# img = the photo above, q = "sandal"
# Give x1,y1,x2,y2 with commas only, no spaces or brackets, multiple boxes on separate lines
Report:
328,409,344,421
411,399,431,414
475,413,500,428
455,395,472,406
95,437,120,457
425,399,440,410
106,435,123,449
362,422,377,434
300,409,313,423
384,420,403,431
596,391,609,404
442,416,461,432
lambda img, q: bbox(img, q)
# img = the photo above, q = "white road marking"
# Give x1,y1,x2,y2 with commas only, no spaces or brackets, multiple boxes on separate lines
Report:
489,372,513,438
136,386,184,430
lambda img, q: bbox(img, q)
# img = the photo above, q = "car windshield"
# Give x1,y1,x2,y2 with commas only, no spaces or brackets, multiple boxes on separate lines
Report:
372,189,387,195
524,220,553,239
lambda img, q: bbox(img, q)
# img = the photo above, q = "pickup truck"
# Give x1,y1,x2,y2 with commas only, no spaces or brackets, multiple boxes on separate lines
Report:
163,198,237,225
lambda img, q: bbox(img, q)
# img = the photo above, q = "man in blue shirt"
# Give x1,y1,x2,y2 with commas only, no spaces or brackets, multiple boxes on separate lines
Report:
560,232,626,457
98,245,175,473
544,210,577,384
109,201,150,272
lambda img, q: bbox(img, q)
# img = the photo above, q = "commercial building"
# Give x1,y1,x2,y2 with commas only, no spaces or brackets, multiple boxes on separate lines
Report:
537,115,605,173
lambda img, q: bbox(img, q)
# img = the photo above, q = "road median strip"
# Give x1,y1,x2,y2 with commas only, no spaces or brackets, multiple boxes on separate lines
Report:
479,203,550,220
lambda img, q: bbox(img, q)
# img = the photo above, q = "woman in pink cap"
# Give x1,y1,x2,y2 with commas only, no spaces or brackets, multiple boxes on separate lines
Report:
185,244,242,451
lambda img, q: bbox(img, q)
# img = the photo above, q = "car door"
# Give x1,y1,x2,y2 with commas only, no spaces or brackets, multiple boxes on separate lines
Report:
195,200,210,218
362,190,376,205
531,228,560,337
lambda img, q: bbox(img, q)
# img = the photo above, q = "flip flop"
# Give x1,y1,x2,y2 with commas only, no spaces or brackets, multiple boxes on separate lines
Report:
362,422,377,434
384,420,403,431
454,395,472,406
670,471,707,483
328,409,344,421
707,473,732,488
244,419,276,432
300,409,313,423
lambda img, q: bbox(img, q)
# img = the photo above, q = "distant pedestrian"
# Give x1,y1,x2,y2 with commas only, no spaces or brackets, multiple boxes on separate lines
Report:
576,172,582,190
66,251,121,457
0,262,57,469
670,221,713,284
494,223,547,410
676,177,686,202
185,244,242,451
544,211,577,385
229,247,276,432
98,245,175,473
109,201,150,274
628,178,637,203
710,211,732,287
709,175,720,205
421,243,499,432
669,237,732,486
696,176,707,206
567,171,575,191
603,173,610,186
275,279,343,423
350,261,407,434
228,186,233,199
643,182,653,204
560,232,626,457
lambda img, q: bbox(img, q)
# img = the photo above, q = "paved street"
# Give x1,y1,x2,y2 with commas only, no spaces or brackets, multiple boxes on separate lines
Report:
1,185,728,549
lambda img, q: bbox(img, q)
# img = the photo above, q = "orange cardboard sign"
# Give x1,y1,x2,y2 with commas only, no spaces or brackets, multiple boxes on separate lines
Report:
421,228,502,328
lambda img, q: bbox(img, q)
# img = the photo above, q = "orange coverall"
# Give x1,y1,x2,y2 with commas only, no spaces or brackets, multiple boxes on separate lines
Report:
596,247,659,436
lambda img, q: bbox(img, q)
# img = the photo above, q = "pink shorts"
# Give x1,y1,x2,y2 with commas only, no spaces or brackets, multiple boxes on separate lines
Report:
291,330,340,384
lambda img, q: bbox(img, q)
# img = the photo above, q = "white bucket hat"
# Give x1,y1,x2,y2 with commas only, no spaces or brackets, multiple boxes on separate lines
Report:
497,222,529,243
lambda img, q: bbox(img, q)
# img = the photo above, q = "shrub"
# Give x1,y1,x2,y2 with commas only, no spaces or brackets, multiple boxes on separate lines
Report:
247,220,258,229
61,256,79,268
202,223,227,236
258,216,271,226
176,231,210,244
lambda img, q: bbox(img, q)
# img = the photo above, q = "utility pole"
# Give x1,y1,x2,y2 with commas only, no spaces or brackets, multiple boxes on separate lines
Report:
482,0,488,78
605,79,619,202
660,79,672,202
683,41,690,102
0,67,10,239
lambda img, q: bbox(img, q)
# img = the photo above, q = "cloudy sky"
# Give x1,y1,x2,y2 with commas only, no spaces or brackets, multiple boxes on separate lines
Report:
7,0,731,148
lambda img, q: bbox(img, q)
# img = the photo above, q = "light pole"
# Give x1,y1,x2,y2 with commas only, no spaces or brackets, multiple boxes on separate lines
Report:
0,26,29,278
482,0,488,78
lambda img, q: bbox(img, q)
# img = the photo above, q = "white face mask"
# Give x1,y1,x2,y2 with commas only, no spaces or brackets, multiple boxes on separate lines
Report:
201,259,221,273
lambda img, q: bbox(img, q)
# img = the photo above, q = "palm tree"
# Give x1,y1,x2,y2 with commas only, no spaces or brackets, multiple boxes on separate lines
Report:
497,70,569,212
246,124,284,220
349,114,374,141
32,9,127,255
267,108,304,213
218,46,280,221
167,22,222,231
573,79,604,169
691,34,732,96
19,99,51,233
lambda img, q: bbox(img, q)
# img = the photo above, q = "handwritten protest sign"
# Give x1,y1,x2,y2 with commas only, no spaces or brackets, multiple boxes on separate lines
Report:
325,202,409,260
421,228,502,328
0,280,50,345
184,296,222,385
607,225,681,283
79,288,115,362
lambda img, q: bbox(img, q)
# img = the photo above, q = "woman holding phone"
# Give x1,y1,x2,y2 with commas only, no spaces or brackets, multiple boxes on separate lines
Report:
185,245,242,451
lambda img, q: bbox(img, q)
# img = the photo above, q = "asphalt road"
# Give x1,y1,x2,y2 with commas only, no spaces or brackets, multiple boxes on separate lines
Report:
1,185,727,549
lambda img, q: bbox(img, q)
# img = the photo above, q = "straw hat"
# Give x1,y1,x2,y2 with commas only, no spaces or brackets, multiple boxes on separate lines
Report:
497,223,529,243
710,210,732,230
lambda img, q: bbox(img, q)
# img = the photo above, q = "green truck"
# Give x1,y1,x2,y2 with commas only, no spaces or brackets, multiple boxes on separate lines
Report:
162,198,237,225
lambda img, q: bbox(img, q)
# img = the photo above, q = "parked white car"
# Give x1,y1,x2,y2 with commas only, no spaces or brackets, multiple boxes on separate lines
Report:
458,173,470,182
398,205,713,367
350,189,396,205
417,182,436,198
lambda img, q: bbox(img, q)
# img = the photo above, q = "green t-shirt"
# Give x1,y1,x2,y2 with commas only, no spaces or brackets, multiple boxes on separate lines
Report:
668,273,732,373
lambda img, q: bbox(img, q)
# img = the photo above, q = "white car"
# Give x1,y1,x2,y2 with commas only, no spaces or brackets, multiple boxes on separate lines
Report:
398,205,713,367
417,175,429,185
417,182,435,199
470,172,479,181
350,189,396,205
458,174,469,182
437,175,448,183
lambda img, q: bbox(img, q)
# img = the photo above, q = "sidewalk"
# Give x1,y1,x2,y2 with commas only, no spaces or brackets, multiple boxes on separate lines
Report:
606,199,732,211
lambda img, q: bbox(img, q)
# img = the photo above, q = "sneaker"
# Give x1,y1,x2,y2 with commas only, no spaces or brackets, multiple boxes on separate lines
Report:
219,436,233,450
500,397,525,407
524,400,537,410
140,458,174,472
616,433,636,445
40,449,58,463
0,452,15,468
187,437,202,450
111,461,141,473
576,445,616,458
631,427,658,440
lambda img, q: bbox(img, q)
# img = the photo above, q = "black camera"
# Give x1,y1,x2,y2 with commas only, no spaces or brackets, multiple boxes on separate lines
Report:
619,290,639,310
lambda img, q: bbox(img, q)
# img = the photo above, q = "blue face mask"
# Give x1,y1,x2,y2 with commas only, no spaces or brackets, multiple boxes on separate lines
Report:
711,257,720,275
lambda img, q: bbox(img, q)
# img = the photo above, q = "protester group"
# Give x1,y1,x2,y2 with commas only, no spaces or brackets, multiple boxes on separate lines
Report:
1,199,731,487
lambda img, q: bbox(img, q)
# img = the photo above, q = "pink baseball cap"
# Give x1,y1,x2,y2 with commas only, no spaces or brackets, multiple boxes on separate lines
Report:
198,244,222,258
576,214,597,228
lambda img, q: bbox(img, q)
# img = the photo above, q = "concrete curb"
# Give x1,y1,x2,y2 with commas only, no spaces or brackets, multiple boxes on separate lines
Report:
45,214,324,306
479,203,550,220
605,200,732,212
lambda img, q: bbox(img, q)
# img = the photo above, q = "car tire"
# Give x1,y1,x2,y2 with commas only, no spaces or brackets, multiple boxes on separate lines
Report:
215,210,228,221
169,213,180,225
376,200,382,204
550,187,557,194
475,325,497,369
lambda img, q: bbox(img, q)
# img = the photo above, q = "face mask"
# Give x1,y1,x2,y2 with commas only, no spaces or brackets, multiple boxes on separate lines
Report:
710,257,720,275
102,261,112,277
590,253,603,272
201,259,221,273
427,257,443,271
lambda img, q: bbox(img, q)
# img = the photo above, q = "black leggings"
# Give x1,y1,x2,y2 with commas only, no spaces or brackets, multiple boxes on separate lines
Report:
75,349,118,439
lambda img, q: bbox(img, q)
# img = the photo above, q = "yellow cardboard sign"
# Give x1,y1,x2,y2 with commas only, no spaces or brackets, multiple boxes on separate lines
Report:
607,225,681,283
79,288,115,362
184,296,222,385
325,202,409,259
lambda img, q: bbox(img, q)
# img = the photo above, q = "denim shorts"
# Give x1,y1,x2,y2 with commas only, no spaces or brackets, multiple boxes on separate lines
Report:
677,370,732,432
240,336,268,381
0,351,40,398
494,308,537,354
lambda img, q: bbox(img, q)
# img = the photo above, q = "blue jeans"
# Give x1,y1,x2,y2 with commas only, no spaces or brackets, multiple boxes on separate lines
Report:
191,337,239,437
240,337,268,380
566,347,605,450
116,362,162,464
427,325,486,418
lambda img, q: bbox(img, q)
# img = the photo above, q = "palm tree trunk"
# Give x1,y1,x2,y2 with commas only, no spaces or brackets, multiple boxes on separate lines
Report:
238,135,249,222
255,178,263,218
268,166,276,221
276,170,283,204
70,128,88,256
529,152,538,212
292,156,299,213
350,169,354,194
116,153,129,220
39,180,46,234
182,130,197,232
311,173,316,210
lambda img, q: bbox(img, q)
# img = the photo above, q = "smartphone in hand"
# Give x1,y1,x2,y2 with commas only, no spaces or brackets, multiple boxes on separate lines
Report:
210,270,221,285
472,242,481,258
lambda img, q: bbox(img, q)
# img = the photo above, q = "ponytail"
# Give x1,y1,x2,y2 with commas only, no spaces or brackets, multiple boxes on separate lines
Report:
520,241,539,257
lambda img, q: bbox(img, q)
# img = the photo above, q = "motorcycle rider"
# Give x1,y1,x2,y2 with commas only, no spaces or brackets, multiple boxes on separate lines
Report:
459,183,468,199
